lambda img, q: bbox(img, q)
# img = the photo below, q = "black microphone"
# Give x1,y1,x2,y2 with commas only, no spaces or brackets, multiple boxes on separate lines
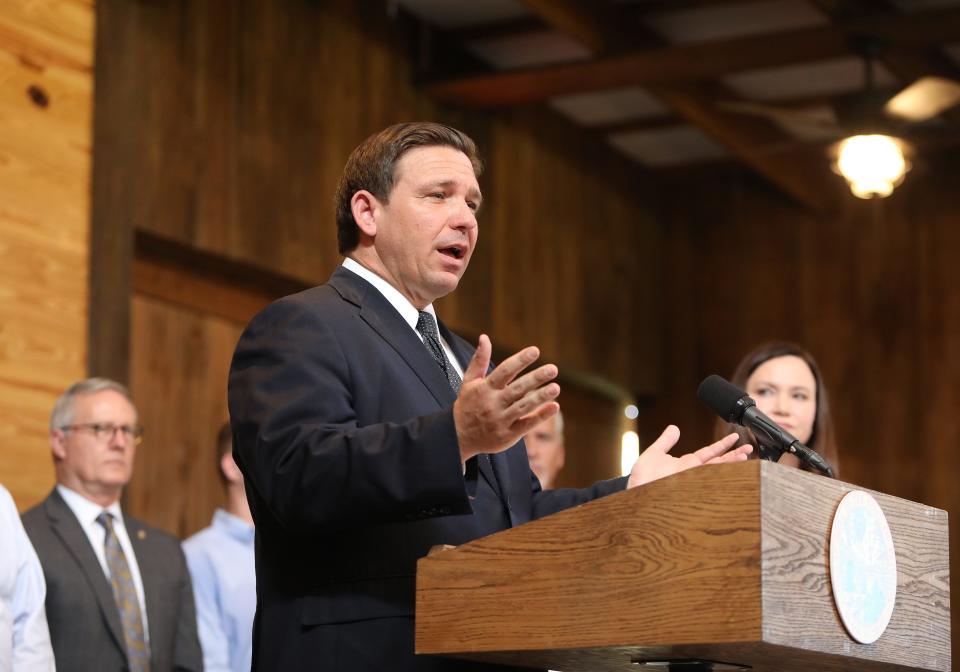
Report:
697,374,834,478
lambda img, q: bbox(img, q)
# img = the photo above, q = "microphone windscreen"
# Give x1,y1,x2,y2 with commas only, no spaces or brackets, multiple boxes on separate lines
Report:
697,375,747,422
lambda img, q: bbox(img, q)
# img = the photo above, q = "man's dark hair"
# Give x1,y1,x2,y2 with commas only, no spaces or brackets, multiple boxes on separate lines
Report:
216,422,233,488
334,122,483,254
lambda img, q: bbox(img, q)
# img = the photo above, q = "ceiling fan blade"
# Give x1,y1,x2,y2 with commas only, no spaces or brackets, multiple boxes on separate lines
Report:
884,76,960,122
718,100,841,130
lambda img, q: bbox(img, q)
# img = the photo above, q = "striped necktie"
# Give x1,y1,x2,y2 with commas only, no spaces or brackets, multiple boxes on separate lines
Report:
97,512,150,672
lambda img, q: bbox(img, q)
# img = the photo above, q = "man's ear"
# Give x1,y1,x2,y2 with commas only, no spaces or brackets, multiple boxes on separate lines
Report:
50,430,67,461
350,190,381,239
220,451,243,485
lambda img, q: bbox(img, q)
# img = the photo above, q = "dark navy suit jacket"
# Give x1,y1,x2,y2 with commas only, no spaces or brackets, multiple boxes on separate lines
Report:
228,266,626,671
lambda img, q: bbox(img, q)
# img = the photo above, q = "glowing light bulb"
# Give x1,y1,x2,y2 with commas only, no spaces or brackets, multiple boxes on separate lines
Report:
834,134,909,199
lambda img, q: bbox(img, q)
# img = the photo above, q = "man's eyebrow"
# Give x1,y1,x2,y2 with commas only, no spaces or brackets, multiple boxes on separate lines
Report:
419,179,457,191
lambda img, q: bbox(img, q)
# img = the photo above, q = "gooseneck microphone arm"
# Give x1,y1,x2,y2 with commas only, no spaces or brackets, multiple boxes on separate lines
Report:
697,375,834,478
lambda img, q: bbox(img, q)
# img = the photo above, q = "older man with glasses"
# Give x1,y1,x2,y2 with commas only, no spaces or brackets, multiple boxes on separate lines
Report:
21,378,202,672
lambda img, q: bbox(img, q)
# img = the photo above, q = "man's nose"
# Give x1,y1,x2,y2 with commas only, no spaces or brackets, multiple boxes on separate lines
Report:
450,200,477,229
107,426,131,448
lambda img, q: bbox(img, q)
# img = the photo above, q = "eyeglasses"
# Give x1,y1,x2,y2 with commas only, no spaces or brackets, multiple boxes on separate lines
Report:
59,423,144,445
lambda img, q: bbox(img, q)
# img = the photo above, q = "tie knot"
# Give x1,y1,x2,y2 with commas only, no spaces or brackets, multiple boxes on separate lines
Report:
96,511,114,531
416,311,439,339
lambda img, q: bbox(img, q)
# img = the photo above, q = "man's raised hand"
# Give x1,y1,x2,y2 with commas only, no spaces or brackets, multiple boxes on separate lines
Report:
454,335,560,464
627,426,753,488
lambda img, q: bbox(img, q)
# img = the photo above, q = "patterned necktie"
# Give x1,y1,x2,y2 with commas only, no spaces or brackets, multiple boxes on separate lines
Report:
416,311,462,394
97,512,150,672
416,311,503,495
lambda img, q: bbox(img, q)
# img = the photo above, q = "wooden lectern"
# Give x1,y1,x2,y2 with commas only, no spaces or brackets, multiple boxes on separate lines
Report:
416,460,950,672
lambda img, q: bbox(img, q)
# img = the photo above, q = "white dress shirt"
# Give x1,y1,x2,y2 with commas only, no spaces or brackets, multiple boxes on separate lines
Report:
55,485,150,644
0,484,55,672
342,258,465,377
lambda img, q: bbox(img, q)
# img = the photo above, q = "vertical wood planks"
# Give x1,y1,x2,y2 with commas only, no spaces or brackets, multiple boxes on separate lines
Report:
0,0,93,508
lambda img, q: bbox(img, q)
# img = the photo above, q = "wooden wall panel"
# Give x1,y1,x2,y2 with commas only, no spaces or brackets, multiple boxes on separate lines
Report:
124,254,633,533
552,389,629,490
94,0,658,527
0,0,93,508
93,0,656,394
127,294,244,538
442,109,660,395
650,160,960,663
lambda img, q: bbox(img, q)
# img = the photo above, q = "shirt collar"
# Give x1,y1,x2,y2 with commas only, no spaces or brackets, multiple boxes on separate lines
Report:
212,508,255,544
57,484,124,528
342,257,438,332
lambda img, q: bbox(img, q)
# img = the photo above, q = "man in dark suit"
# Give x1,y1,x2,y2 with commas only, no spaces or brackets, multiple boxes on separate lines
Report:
228,122,751,672
22,378,202,672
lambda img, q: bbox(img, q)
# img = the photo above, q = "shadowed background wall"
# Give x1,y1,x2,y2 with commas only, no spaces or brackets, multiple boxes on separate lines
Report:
89,0,657,536
643,164,960,655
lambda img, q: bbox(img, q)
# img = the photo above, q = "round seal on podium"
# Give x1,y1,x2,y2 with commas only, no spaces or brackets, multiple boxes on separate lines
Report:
829,490,897,644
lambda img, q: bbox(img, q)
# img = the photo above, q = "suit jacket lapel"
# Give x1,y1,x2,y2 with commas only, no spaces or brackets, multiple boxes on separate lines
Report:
330,267,510,504
329,267,456,409
44,490,128,657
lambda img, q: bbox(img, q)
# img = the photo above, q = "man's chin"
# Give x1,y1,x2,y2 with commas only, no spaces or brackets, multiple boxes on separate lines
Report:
427,274,462,300
99,468,132,485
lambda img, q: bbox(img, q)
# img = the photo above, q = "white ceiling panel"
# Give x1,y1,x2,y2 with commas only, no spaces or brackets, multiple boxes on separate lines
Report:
767,105,843,142
608,125,730,167
393,0,528,30
724,57,899,102
641,0,827,45
550,87,669,126
467,30,591,70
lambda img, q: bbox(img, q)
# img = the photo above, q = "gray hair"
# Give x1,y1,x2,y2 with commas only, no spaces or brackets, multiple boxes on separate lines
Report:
50,378,136,431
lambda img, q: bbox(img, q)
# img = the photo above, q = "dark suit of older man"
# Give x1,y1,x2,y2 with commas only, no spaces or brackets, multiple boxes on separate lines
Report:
23,489,202,672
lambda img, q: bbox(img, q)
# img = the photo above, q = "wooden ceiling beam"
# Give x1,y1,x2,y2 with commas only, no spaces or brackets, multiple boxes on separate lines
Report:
451,16,545,44
593,115,685,135
628,0,788,12
514,0,842,211
450,1,775,44
590,88,907,136
712,120,960,160
648,81,841,211
516,0,613,54
428,7,960,108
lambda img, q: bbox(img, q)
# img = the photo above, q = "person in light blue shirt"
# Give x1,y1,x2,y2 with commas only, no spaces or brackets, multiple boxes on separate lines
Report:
183,424,255,672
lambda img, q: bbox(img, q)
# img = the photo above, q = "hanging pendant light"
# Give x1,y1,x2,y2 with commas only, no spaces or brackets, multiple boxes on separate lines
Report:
833,134,910,199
